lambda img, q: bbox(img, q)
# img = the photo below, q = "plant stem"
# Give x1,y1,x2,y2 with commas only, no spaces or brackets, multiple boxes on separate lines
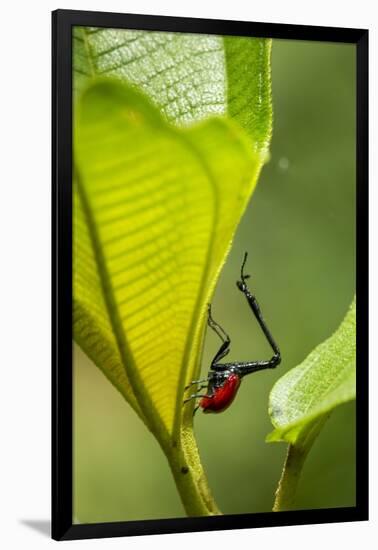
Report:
165,426,221,516
273,443,308,512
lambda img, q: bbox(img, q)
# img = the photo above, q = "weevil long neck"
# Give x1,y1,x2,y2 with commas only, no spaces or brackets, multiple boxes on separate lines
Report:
245,290,280,357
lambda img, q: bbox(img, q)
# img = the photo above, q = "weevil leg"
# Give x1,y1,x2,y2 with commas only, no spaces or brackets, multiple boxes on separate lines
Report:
207,303,231,367
183,393,209,404
184,384,208,394
185,377,209,390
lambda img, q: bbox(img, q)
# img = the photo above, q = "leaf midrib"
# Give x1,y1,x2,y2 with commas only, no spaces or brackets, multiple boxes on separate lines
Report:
170,131,219,438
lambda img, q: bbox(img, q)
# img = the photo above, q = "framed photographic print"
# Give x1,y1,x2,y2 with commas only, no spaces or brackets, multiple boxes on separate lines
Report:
52,9,368,541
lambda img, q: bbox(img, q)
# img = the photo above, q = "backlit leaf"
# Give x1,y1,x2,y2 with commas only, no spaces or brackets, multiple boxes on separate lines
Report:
73,26,271,150
74,79,267,514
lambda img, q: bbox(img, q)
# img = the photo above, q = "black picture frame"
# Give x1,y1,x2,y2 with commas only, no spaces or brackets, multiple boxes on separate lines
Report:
52,8,369,541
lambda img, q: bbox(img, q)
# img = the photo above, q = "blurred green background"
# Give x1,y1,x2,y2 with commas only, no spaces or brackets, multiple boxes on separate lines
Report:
74,39,356,523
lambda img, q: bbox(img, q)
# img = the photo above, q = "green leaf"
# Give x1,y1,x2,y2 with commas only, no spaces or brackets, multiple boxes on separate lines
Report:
73,26,272,151
74,78,267,515
224,36,272,152
267,297,356,510
267,297,356,446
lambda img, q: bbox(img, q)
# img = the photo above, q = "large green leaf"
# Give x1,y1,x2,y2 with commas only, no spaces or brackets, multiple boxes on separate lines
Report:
74,78,267,515
73,26,271,151
73,26,273,517
267,297,356,510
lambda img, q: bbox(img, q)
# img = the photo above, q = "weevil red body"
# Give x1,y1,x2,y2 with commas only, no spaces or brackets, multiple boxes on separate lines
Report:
184,253,281,416
200,373,241,413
